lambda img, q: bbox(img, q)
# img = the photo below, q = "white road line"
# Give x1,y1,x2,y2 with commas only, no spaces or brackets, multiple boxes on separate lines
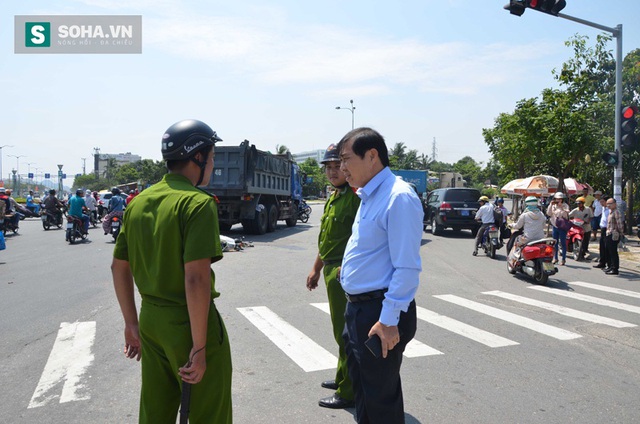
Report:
29,321,96,409
416,306,518,348
484,291,636,329
434,295,582,340
529,286,640,315
238,306,337,372
569,281,640,299
311,302,443,357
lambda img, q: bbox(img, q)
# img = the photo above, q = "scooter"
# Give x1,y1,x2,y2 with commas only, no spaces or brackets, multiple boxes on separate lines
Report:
480,224,503,259
41,209,64,230
566,218,585,260
507,235,557,285
0,216,19,235
297,200,312,223
89,210,99,228
66,215,88,244
110,215,122,241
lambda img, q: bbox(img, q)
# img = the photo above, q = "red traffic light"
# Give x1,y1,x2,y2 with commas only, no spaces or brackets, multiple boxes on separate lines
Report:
622,106,636,120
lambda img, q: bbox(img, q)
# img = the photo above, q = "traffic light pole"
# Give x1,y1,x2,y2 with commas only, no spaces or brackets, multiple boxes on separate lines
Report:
557,13,623,202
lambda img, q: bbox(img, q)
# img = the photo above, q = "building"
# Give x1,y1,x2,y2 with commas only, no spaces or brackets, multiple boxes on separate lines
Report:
94,152,141,178
292,149,324,165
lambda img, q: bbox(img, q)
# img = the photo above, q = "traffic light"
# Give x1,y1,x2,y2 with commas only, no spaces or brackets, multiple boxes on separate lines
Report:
504,0,526,16
526,0,567,16
601,151,618,167
621,105,638,150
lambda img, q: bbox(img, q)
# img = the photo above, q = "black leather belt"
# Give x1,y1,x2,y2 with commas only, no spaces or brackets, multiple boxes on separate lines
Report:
345,289,388,303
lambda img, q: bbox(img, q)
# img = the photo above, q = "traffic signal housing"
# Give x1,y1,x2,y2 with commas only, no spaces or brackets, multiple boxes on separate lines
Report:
504,0,526,16
621,106,638,150
526,0,567,16
601,151,618,167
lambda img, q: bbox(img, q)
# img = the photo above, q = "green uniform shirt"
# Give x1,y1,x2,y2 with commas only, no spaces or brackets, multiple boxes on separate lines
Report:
113,173,223,306
318,186,361,262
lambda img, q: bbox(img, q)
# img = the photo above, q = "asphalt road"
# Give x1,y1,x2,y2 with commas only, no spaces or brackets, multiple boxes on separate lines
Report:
1,209,640,424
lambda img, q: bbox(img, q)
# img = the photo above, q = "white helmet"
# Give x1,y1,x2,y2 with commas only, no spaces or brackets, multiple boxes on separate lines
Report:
553,192,565,199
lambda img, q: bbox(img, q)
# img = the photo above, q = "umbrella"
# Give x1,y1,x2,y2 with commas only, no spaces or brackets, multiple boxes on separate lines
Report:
563,178,592,196
500,178,525,195
513,175,559,196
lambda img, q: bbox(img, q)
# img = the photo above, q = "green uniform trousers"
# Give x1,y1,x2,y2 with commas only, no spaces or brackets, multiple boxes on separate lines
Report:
139,300,232,424
323,263,354,401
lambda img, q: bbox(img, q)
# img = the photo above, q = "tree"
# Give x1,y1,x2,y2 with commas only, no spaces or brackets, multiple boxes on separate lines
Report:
298,158,328,197
275,144,290,154
388,142,421,169
453,156,482,187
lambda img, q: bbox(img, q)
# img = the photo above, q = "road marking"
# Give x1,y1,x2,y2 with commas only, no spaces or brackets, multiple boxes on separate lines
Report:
569,281,640,299
29,321,96,409
434,294,582,340
311,302,443,357
238,306,337,372
484,291,636,329
529,286,640,315
416,306,518,347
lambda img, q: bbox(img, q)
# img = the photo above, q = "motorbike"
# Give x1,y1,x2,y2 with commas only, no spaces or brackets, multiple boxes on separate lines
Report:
110,215,122,241
0,216,20,235
66,215,88,244
480,224,503,259
89,210,99,228
566,218,585,260
507,235,557,285
297,200,312,223
41,209,64,230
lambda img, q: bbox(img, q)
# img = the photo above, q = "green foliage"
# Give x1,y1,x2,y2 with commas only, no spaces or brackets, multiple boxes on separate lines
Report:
298,158,329,197
388,142,425,170
73,159,167,191
453,156,482,186
481,187,499,199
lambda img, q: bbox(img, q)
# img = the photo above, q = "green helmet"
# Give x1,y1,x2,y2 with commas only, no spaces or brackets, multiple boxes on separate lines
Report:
525,196,538,205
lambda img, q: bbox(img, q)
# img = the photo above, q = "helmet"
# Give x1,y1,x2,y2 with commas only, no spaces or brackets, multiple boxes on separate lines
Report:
576,196,586,203
111,187,121,195
496,197,504,204
85,190,91,195
320,143,340,164
161,119,222,161
129,190,135,195
478,195,490,203
0,187,5,193
553,192,565,199
5,189,11,195
525,196,538,205
76,189,84,196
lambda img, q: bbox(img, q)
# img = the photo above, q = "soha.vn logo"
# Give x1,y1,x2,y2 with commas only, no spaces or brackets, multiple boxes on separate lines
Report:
25,22,51,47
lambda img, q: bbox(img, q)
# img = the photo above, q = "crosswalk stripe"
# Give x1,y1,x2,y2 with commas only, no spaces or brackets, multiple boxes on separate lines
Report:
529,286,640,315
484,291,636,329
29,321,96,408
311,302,443,357
569,281,640,299
434,295,582,340
237,306,337,372
416,306,518,348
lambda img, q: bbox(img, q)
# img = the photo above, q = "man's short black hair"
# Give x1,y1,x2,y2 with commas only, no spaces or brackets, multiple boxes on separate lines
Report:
166,145,213,171
337,127,390,167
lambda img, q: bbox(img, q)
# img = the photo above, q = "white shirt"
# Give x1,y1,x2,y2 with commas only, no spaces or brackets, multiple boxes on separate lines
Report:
593,200,603,217
512,209,546,241
85,195,97,211
475,203,495,224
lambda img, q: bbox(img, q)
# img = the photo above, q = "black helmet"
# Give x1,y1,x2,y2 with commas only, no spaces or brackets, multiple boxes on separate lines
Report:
161,119,222,161
320,143,340,164
111,187,121,195
75,189,83,196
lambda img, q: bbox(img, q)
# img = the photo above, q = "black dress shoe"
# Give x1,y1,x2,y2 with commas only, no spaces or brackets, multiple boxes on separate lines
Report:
593,264,606,268
603,267,612,272
605,269,619,275
321,380,338,390
318,394,354,409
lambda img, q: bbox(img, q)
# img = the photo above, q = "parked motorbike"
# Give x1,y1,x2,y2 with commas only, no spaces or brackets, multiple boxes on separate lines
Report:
66,215,88,244
41,209,64,230
566,218,585,260
507,236,557,285
480,224,503,259
297,200,312,223
110,215,122,241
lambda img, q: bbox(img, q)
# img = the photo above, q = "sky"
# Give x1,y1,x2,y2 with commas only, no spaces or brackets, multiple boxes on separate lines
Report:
2,0,639,188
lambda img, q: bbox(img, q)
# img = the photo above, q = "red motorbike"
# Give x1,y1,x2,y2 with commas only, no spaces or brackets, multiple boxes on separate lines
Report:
566,218,585,260
507,236,557,285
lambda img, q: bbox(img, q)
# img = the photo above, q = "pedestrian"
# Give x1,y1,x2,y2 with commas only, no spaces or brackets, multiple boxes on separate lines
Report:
568,197,593,261
603,198,624,275
337,127,423,424
591,190,603,242
547,192,570,265
306,143,360,409
581,188,596,208
111,119,231,423
593,196,611,270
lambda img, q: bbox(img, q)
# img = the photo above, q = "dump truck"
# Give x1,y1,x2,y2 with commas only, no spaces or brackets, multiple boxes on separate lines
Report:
202,140,303,234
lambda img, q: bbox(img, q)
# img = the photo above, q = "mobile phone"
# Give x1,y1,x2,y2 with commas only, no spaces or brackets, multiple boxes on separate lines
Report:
364,334,382,359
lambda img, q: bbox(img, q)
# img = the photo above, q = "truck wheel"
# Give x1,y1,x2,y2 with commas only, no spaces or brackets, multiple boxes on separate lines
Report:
253,205,268,235
241,220,253,233
266,205,278,233
219,223,232,232
285,212,297,227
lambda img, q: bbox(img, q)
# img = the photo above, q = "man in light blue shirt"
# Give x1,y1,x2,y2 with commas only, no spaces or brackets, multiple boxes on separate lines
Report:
594,196,611,269
338,127,422,424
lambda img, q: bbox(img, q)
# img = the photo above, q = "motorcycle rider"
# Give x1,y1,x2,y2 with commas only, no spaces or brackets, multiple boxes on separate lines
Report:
473,195,494,256
103,187,125,235
495,197,510,239
68,189,90,235
568,196,593,261
507,196,547,266
1,189,22,228
26,190,38,214
84,189,98,222
43,189,65,224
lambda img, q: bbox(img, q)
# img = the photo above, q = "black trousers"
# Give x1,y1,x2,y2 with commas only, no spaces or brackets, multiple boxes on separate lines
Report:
605,234,620,271
597,234,609,267
578,231,591,259
343,298,417,424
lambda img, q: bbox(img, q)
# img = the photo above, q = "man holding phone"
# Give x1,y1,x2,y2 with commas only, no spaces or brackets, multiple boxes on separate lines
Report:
338,128,423,424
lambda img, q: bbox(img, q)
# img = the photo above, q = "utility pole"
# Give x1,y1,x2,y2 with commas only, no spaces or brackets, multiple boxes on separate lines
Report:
81,158,86,175
93,147,101,177
431,137,437,163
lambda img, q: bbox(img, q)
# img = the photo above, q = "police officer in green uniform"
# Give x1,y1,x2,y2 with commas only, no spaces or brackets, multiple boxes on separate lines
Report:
306,143,361,409
112,119,232,424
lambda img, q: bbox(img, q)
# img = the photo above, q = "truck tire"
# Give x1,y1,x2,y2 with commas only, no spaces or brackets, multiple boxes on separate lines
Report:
266,205,278,233
253,205,268,235
241,219,253,233
219,223,232,232
285,213,297,227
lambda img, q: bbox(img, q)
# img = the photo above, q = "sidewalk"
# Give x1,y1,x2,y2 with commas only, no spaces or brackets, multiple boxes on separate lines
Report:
618,230,640,273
